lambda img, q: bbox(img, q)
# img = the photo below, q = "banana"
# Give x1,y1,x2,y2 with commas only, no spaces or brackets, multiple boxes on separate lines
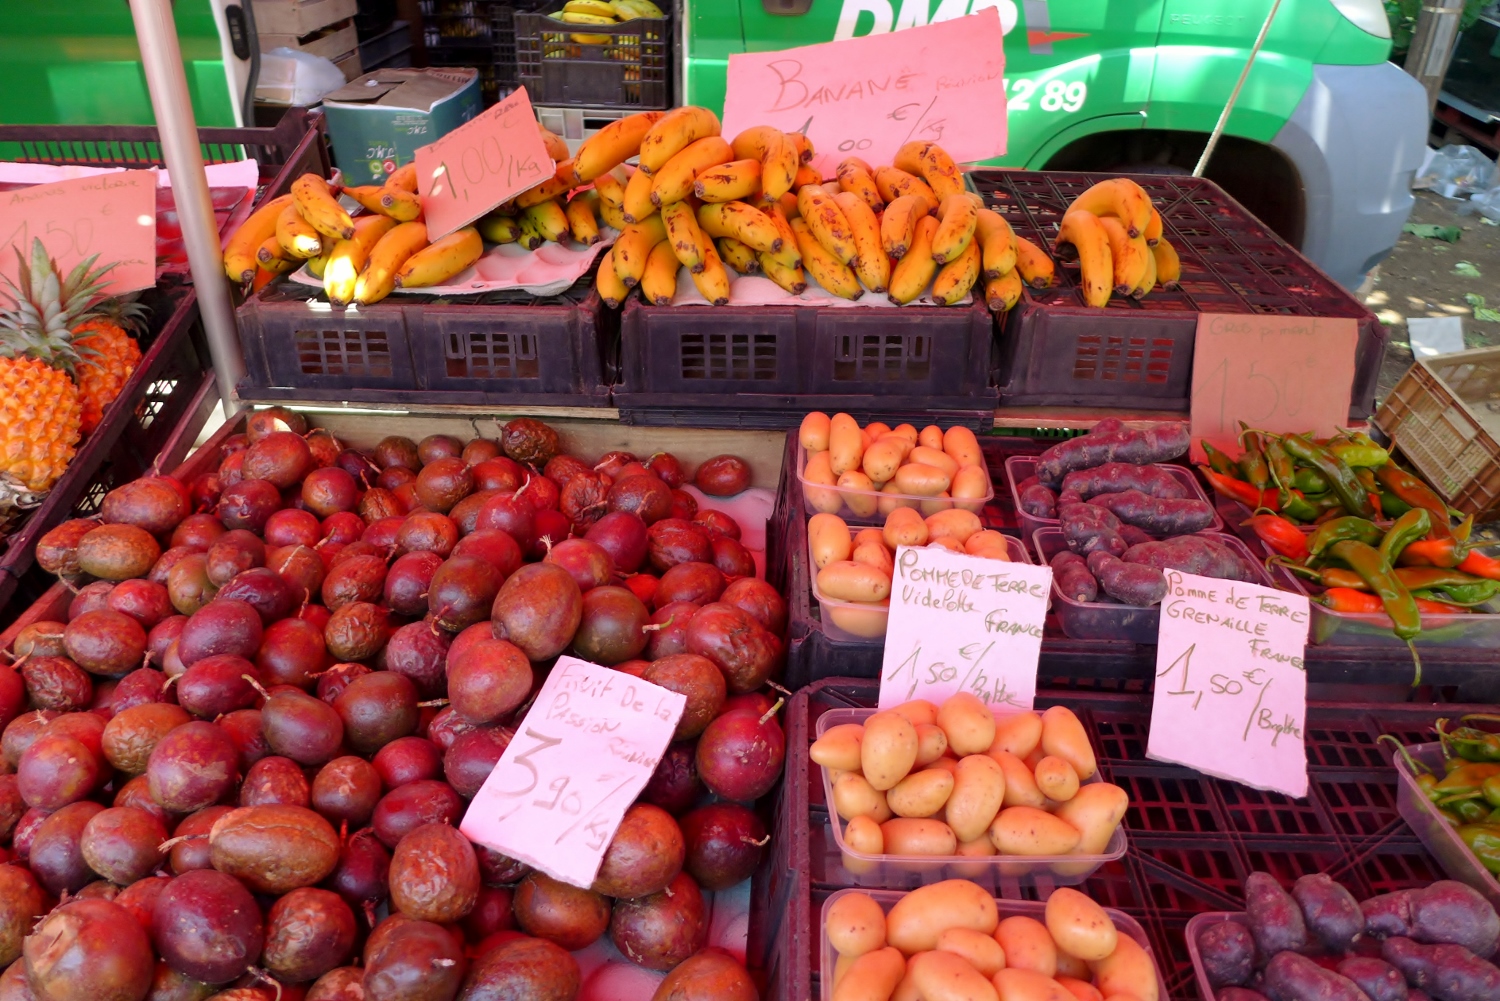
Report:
378,187,423,222
1152,237,1181,288
396,226,482,288
324,216,396,307
887,215,940,305
517,212,546,250
880,194,925,260
931,237,980,306
594,167,629,229
984,269,1023,313
523,200,570,242
1054,210,1113,307
622,164,657,224
538,124,570,162
257,236,294,271
661,200,706,272
836,158,884,213
693,159,761,203
689,229,732,306
762,205,802,270
651,137,734,207
930,193,979,265
778,192,800,220
565,191,601,245
791,217,861,300
1095,214,1149,293
574,110,667,182
355,222,427,305
833,191,888,293
974,209,1016,280
612,214,669,286
275,203,323,259
786,132,814,164
1067,177,1151,239
561,11,615,24
796,186,857,264
596,250,629,308
759,252,807,295
305,251,330,280
793,165,821,189
1131,237,1157,298
342,185,387,215
293,174,355,240
918,144,965,201
224,194,294,282
893,141,931,175
696,202,782,254
386,163,418,193
517,174,573,209
731,127,798,202
641,239,680,305
1144,206,1162,247
873,167,939,215
1013,236,1056,289
569,30,611,43
565,0,617,16
611,0,663,17
555,158,582,188
716,237,759,275
477,213,522,244
638,106,721,175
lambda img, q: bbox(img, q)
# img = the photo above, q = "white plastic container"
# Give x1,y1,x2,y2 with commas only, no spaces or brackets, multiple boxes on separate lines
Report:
797,442,994,524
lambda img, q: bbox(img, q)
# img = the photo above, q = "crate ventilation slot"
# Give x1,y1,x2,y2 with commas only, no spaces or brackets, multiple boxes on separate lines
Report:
295,329,394,378
833,333,932,383
679,332,778,381
1072,335,1174,385
446,330,539,380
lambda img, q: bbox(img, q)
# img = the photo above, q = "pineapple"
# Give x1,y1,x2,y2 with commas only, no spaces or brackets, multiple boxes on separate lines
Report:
73,295,147,434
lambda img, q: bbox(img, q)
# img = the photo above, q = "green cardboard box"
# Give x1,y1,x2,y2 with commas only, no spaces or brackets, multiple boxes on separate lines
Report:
322,67,481,185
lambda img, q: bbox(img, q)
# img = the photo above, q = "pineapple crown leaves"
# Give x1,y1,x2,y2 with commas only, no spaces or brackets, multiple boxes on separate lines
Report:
0,238,122,371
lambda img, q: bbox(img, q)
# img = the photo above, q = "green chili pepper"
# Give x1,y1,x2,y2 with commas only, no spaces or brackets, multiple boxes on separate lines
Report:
1439,807,1464,825
1309,517,1384,557
1356,468,1383,517
1329,539,1422,683
1456,826,1500,873
1488,807,1500,825
1483,773,1500,809
1380,509,1432,566
1434,762,1500,795
1455,513,1474,545
1238,429,1271,490
1201,441,1238,479
1265,438,1295,494
1374,463,1452,539
1330,439,1391,467
1440,718,1500,762
1379,491,1413,518
1281,492,1322,523
1456,799,1491,824
1432,580,1500,606
1293,467,1330,494
1283,434,1375,518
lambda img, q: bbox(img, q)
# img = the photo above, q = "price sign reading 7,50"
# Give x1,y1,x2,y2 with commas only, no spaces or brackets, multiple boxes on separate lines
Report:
414,86,553,240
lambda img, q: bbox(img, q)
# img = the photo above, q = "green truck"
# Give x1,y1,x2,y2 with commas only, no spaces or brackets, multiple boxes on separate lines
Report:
683,0,1428,290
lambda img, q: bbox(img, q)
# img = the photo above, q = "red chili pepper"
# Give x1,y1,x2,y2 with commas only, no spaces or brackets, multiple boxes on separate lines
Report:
1320,588,1386,614
1199,467,1278,511
1415,598,1471,615
1458,549,1500,581
1241,514,1309,561
1397,538,1464,569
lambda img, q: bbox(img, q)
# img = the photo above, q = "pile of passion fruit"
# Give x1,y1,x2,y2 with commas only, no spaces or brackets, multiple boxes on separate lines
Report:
3,411,780,1001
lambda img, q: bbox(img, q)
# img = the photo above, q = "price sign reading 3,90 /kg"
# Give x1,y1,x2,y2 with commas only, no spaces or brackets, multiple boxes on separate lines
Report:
460,656,685,889
1146,571,1311,798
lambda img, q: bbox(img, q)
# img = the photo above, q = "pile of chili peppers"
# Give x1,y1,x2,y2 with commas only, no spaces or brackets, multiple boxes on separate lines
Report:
1382,718,1500,876
1198,427,1500,684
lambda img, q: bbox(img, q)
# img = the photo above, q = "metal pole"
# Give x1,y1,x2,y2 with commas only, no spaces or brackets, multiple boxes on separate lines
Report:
1405,0,1465,117
1194,0,1284,178
129,0,246,417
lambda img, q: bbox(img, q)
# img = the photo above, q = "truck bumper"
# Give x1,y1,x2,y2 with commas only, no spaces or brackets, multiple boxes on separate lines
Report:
1271,62,1428,291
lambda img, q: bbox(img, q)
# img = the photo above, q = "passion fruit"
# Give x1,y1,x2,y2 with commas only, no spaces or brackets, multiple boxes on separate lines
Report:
414,458,473,513
646,519,713,572
427,556,502,633
178,599,263,666
29,801,106,896
261,888,356,985
609,870,708,972
78,805,167,885
489,564,581,662
570,586,649,666
255,618,329,689
323,601,391,662
240,755,311,808
101,476,190,536
695,708,784,803
246,407,308,442
474,495,535,553
146,721,239,813
608,474,673,525
152,869,264,984
216,479,282,534
499,418,560,467
35,519,101,578
383,623,450,700
474,457,527,493
641,741,704,816
371,780,462,849
512,872,608,951
261,689,344,766
442,727,512,799
361,918,464,1001
387,822,479,923
694,455,752,496
641,655,726,740
448,639,532,725
559,472,611,533
23,898,154,1001
680,801,766,890
63,609,147,676
591,804,684,899
208,804,340,894
686,603,783,694
460,936,578,1001
75,524,160,581
719,577,787,635
334,672,418,754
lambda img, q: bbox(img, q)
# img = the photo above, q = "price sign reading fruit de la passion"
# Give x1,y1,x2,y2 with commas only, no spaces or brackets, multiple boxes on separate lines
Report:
878,545,1052,711
460,656,685,889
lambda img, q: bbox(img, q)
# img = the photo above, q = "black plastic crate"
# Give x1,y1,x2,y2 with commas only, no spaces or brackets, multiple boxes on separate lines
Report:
746,679,1486,1001
515,7,670,110
970,170,1388,420
418,2,548,104
612,298,998,430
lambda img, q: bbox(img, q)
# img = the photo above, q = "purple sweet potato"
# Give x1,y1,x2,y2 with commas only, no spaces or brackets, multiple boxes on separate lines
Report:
1381,936,1500,1001
1049,551,1097,603
1409,881,1500,958
1198,920,1256,988
1119,524,1155,547
1124,536,1255,582
1336,957,1407,1001
1364,890,1415,939
1246,872,1309,957
1088,490,1216,537
1036,422,1192,487
1060,502,1126,557
1294,873,1365,952
1262,951,1373,1001
1219,991,1272,1001
1060,462,1193,501
1019,477,1058,520
1087,550,1167,606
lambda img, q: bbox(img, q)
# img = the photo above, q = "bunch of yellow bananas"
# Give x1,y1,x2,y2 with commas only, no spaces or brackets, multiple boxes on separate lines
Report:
549,0,663,45
1052,178,1182,308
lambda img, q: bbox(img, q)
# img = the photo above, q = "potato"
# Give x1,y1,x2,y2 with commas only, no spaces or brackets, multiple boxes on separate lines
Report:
952,466,990,512
852,526,884,548
994,916,1057,977
937,927,1007,978
1040,706,1097,780
827,891,888,957
965,530,1012,561
884,506,928,549
989,712,1043,759
926,509,983,545
990,750,1046,809
892,969,921,1001
891,423,919,443
927,757,959,776
879,481,918,516
828,601,890,639
880,818,958,856
928,537,963,552
991,969,1073,1001
910,445,959,479
945,753,1006,843
801,412,831,452
1054,950,1092,981
845,814,884,854
887,879,999,954
944,426,983,469
919,425,945,449
888,768,955,818
833,772,892,822
863,439,907,485
1053,783,1128,855
830,414,865,477
819,561,893,602
839,470,879,517
1034,756,1080,803
890,699,938,727
804,449,843,513
832,952,854,990
861,711,919,791
909,949,999,1001
938,693,997,756
990,807,1082,856
1023,747,1045,772
853,542,895,576
1089,934,1157,1001
833,946,905,1001
811,723,864,772
894,463,952,496
921,491,955,517
914,723,949,766
1056,975,1103,1001
1045,888,1117,962
809,513,853,569
956,835,997,858
866,422,892,440
877,433,916,462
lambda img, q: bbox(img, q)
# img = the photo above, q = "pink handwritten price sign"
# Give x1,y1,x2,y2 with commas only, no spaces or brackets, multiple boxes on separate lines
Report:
414,86,553,240
0,170,156,296
460,656,685,889
1147,571,1311,798
720,10,1008,180
878,545,1051,711
1190,313,1360,465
